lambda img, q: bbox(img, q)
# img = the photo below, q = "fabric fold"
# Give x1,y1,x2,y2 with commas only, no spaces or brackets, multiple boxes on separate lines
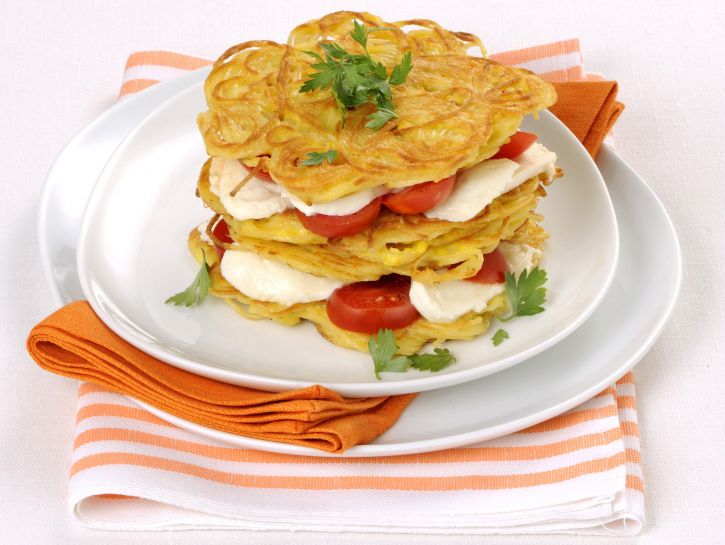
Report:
28,301,414,453
550,81,624,158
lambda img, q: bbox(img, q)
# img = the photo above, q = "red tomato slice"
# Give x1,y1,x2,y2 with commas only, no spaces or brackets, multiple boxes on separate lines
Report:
254,169,274,182
491,131,538,160
326,275,420,334
465,248,509,284
242,166,273,182
212,219,233,260
383,174,457,214
242,160,274,182
296,197,382,238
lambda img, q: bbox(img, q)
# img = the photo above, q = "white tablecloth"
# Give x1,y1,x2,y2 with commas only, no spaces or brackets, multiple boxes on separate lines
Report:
1,0,723,543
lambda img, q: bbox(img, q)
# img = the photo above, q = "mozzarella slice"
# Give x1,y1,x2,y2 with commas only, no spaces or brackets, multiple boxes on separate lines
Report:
220,250,343,305
285,186,387,216
409,281,505,323
196,221,213,244
424,143,557,222
409,242,541,323
208,158,292,221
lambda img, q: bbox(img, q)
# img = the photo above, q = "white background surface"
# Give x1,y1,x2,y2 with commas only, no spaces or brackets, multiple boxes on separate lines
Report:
1,0,723,543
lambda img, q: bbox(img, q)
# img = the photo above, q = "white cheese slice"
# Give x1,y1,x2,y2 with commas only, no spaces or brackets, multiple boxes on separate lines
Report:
409,242,541,323
208,158,292,221
424,143,557,222
285,186,387,216
220,250,343,305
409,281,505,323
196,221,213,244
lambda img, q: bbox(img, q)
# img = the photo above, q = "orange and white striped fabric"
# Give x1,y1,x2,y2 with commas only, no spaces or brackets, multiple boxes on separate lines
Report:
69,41,643,534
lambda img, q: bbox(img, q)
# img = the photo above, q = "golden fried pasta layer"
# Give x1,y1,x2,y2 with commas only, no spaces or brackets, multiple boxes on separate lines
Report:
197,158,555,284
187,228,539,355
197,11,556,204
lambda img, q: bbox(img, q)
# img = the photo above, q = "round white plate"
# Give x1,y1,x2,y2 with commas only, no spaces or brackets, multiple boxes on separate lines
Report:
39,79,680,454
72,78,618,397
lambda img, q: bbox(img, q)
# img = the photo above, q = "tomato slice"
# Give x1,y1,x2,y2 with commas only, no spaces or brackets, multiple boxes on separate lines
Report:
212,219,233,260
326,275,420,334
491,131,538,160
242,166,273,182
465,248,509,284
383,174,457,214
242,159,274,182
296,197,382,238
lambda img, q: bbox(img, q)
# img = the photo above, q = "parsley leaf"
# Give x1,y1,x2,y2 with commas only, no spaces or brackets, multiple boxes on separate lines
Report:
351,21,394,53
350,20,369,51
165,250,211,307
408,348,456,372
300,21,412,130
368,329,410,379
491,328,509,346
367,329,457,379
365,107,398,130
500,267,548,322
389,52,413,85
301,149,337,166
319,41,348,60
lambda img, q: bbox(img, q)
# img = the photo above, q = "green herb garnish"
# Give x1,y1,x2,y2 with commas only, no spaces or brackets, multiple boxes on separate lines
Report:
165,250,211,307
500,267,548,322
368,328,455,379
491,328,509,346
368,329,410,379
300,20,412,130
408,348,456,372
301,149,338,166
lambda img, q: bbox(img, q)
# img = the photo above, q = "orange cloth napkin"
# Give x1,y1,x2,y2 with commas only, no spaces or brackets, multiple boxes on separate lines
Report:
28,301,414,453
27,77,623,454
551,81,624,158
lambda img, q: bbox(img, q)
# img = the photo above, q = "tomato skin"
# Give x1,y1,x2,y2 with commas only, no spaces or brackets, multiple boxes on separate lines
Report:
492,131,538,160
254,169,274,183
212,219,233,260
296,197,382,238
465,248,509,284
326,275,420,334
383,174,457,214
242,162,274,182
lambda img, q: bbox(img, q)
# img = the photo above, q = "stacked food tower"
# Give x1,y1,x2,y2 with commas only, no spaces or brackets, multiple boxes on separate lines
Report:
186,11,560,355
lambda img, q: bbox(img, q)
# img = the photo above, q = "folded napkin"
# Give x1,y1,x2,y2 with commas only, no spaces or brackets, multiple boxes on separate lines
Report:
550,81,624,158
489,39,624,158
34,39,643,534
28,301,414,453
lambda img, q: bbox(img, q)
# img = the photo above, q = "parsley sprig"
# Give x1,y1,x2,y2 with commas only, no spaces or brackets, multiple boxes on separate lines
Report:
300,20,412,130
490,266,548,346
165,250,211,307
368,329,455,379
301,149,337,166
500,266,548,321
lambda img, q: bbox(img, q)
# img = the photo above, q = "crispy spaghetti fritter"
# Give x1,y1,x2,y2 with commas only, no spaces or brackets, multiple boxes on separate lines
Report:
197,11,556,204
188,228,543,354
197,158,557,284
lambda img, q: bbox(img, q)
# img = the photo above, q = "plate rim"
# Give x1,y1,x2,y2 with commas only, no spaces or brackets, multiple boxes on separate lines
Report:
134,146,682,456
38,68,211,306
37,71,680,457
72,77,620,397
